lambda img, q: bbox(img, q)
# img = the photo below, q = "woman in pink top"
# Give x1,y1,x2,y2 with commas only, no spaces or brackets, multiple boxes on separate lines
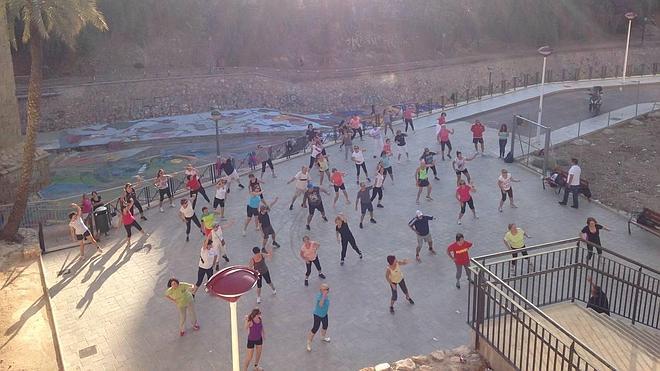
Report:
349,115,363,140
300,235,325,286
81,193,94,230
455,180,477,225
403,106,415,132
121,198,146,246
437,115,454,160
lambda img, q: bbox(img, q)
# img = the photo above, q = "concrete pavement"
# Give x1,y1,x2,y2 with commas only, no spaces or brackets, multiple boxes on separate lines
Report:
42,109,660,371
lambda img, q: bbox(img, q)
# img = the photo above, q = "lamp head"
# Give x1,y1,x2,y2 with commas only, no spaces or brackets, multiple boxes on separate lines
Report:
537,45,553,57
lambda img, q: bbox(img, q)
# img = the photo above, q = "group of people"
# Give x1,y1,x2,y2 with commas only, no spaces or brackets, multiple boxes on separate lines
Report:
65,107,605,371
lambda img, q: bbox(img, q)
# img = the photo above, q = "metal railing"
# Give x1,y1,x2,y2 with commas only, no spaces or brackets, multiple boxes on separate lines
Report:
467,238,660,370
0,130,327,230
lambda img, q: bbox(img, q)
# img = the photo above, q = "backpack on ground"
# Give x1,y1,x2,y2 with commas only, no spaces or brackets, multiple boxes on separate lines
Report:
504,152,514,163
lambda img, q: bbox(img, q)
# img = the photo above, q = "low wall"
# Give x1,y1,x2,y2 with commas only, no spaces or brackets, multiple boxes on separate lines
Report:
19,46,660,132
359,344,488,371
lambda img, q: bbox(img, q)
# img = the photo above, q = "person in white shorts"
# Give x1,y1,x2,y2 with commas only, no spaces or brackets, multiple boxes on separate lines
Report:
394,130,409,163
287,165,310,210
213,178,229,218
68,203,102,259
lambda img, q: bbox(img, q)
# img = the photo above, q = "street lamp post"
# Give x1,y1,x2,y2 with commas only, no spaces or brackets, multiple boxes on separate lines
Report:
487,66,493,97
210,108,222,156
206,266,259,371
622,12,637,85
536,46,553,140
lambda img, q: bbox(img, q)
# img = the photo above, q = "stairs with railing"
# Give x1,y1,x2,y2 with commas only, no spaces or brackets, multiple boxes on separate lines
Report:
537,303,660,370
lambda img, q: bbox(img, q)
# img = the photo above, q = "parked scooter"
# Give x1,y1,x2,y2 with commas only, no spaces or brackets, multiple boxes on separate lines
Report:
588,86,603,116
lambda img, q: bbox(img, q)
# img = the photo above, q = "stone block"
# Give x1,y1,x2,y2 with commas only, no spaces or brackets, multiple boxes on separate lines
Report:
430,350,446,362
374,363,391,371
393,358,416,371
411,355,430,365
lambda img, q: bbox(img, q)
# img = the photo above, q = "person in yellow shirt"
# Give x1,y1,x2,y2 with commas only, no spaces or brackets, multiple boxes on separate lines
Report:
503,223,533,273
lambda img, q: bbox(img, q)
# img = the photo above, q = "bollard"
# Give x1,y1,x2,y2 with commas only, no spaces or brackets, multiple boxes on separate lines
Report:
466,89,470,104
588,66,593,80
38,222,46,254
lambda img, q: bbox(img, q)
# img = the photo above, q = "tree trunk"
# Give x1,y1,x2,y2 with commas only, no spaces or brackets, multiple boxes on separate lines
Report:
0,4,22,148
0,27,42,241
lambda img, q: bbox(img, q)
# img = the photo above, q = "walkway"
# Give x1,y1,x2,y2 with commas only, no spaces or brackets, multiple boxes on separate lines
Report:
42,109,660,370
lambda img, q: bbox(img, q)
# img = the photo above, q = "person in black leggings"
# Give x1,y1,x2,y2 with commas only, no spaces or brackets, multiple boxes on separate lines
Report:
179,198,203,242
335,214,362,265
124,182,147,220
194,235,218,294
306,283,331,352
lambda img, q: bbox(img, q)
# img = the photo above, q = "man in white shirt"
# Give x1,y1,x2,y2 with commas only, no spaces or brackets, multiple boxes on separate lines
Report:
287,166,310,210
559,158,581,208
351,146,370,184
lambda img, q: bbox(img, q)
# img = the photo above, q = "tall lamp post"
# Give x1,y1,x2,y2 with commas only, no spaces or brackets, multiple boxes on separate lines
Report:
487,66,493,97
622,12,637,86
210,107,222,156
536,46,553,141
206,266,259,371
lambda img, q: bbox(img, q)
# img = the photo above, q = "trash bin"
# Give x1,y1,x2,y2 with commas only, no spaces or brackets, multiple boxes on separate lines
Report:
94,206,111,236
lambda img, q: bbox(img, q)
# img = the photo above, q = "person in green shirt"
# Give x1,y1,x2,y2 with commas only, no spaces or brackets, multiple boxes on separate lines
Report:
165,278,200,336
503,223,533,274
200,206,215,235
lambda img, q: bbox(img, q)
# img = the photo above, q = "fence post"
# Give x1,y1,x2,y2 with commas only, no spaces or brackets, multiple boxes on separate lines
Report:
631,267,643,325
588,66,593,79
570,245,580,303
501,80,506,94
575,68,580,81
615,65,621,78
144,187,151,208
547,70,553,83
567,341,576,370
653,63,658,75
535,71,540,84
441,95,445,108
38,222,46,254
466,89,470,104
542,129,551,176
513,77,517,91
601,66,607,79
524,74,528,88
561,69,566,81
474,269,486,349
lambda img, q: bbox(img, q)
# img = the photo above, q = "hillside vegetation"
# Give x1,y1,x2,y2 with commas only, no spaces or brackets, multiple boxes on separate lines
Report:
10,0,659,77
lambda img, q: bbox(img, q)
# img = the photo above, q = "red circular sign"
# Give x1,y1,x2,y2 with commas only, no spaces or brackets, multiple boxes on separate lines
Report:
206,265,259,303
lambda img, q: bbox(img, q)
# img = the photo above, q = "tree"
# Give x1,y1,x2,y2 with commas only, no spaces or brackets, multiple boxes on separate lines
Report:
0,1,21,149
1,0,107,241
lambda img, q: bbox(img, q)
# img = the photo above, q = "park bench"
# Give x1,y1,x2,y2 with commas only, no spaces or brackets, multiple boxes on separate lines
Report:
628,208,660,238
543,169,592,201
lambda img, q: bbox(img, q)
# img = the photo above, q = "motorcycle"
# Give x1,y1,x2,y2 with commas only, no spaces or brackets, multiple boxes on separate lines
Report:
588,86,603,116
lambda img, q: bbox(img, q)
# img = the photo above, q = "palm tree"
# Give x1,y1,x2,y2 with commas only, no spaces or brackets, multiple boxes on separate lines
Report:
0,2,21,149
1,0,107,241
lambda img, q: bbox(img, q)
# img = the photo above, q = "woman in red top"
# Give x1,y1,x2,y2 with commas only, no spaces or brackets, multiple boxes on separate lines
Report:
121,199,146,246
446,233,473,289
403,106,415,132
455,180,477,225
187,174,210,209
330,168,350,207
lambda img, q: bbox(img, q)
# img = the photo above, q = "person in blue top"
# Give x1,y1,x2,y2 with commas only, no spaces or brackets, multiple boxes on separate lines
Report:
379,150,394,183
306,283,330,352
243,187,264,236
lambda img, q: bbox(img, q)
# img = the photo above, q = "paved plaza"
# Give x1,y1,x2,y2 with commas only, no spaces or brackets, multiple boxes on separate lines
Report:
42,107,660,370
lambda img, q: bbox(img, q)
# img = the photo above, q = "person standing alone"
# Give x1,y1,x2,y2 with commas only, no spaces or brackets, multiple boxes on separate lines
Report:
471,120,486,154
409,210,436,262
559,158,581,209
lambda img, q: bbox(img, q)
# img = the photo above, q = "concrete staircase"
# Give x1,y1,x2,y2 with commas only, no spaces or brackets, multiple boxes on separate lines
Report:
538,303,660,371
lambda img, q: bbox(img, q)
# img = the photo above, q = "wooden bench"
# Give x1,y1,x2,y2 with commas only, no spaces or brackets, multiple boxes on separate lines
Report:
543,169,592,201
628,208,660,237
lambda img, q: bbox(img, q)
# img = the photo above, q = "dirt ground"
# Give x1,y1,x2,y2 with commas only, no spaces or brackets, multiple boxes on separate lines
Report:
0,238,59,371
552,111,660,213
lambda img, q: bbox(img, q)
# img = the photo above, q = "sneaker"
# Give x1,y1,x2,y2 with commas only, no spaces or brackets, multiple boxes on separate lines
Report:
434,177,440,180
238,184,245,189
306,225,311,230
193,324,200,331
367,178,371,182
160,207,164,213
511,204,518,208
223,255,229,262
322,216,328,222
457,219,462,225
289,204,294,210
389,306,395,314
185,235,190,242
426,196,434,200
180,331,185,337
359,223,363,229
256,297,261,304
359,253,363,259
370,218,377,224
473,214,479,219
272,289,277,295
498,208,503,213
306,341,312,352
407,298,415,305
376,204,384,208
416,255,421,262
304,279,309,287
340,260,345,266
272,241,281,248
429,248,437,255
318,273,326,279
322,337,331,343
456,281,461,289
141,216,148,221
447,154,452,159
558,202,567,206
242,229,246,236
